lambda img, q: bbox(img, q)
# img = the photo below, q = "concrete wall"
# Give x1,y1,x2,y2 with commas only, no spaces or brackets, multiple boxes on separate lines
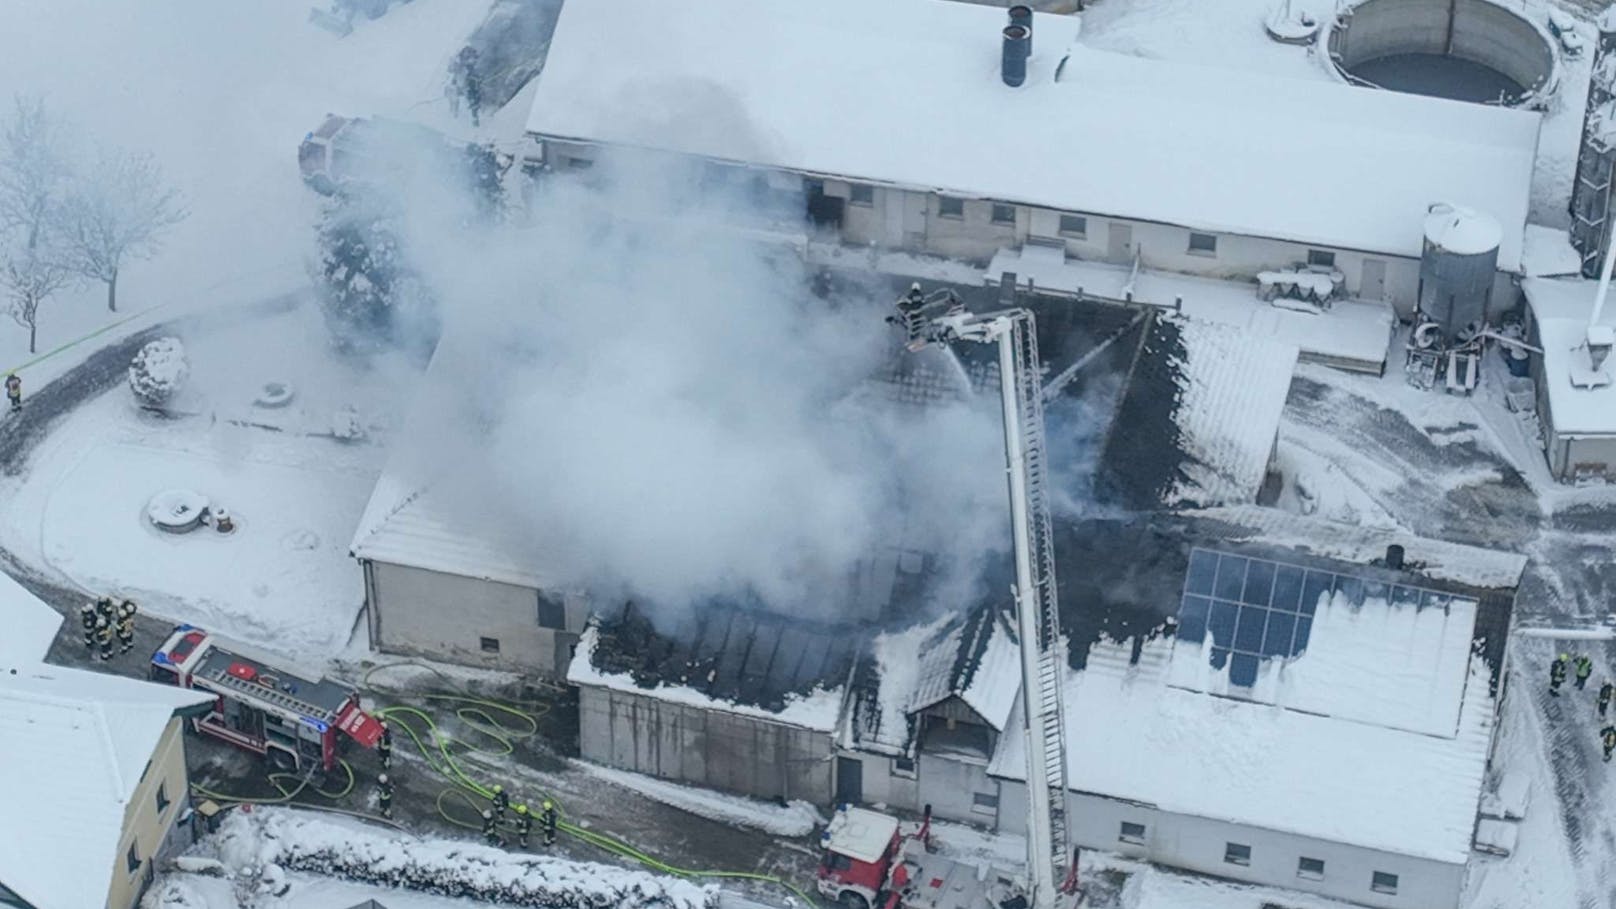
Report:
838,749,1003,826
578,685,835,804
365,561,588,677
109,718,192,909
995,780,1465,909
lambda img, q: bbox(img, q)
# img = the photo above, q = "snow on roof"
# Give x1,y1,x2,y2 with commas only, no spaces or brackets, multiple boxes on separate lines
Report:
989,632,1494,863
0,571,64,666
988,248,1393,372
349,468,553,589
0,664,211,908
1187,504,1528,591
1423,203,1503,256
568,625,848,732
824,807,900,864
1522,225,1584,278
1522,277,1616,436
527,0,1540,270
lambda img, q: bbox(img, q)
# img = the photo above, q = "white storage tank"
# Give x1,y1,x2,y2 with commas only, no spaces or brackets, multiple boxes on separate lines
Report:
1418,203,1501,341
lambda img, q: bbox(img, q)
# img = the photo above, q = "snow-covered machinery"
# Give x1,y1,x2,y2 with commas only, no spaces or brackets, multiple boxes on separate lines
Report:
149,625,384,773
819,286,1076,909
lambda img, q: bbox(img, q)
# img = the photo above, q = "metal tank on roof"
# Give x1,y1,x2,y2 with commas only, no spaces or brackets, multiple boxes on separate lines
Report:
1418,202,1501,341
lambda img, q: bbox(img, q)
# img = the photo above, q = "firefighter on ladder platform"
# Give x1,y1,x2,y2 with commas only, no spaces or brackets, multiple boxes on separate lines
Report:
79,603,96,653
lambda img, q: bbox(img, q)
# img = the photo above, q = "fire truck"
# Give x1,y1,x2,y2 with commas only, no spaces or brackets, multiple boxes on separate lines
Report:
150,625,384,773
818,287,1080,909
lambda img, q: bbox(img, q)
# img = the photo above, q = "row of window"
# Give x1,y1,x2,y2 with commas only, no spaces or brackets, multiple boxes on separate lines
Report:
1114,824,1399,895
847,182,1345,268
122,782,175,876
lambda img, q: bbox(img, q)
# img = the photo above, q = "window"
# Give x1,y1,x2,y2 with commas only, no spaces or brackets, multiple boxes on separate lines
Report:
1059,214,1087,237
938,196,964,219
1188,232,1218,256
824,853,853,872
1224,843,1251,866
563,156,593,171
537,594,566,630
971,791,999,814
849,183,874,206
991,203,1016,225
126,841,141,874
1306,249,1336,268
1118,822,1146,845
479,637,500,654
1297,857,1325,880
156,782,171,814
1371,871,1399,895
892,756,917,778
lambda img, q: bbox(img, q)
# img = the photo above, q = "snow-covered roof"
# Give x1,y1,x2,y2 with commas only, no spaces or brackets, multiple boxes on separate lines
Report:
1186,505,1529,591
846,606,1021,755
350,468,552,589
824,807,900,864
1521,225,1584,278
568,623,850,732
0,571,64,666
1522,277,1616,436
990,627,1495,864
526,0,1540,270
0,663,212,909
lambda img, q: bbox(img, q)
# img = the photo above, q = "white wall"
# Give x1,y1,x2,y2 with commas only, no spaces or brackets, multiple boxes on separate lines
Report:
364,561,587,676
995,780,1465,909
840,749,1003,827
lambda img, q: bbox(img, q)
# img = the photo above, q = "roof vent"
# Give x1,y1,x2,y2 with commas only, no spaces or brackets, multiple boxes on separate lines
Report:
1009,4,1033,53
1002,24,1030,87
1590,324,1614,371
1384,544,1405,571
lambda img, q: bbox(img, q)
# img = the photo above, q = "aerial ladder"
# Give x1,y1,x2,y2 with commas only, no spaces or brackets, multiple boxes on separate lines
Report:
890,285,1077,906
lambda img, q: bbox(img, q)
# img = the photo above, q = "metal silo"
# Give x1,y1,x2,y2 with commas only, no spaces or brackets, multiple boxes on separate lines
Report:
1418,203,1501,341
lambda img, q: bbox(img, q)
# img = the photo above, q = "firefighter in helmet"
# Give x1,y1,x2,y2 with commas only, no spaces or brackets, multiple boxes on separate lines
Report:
1550,653,1569,696
1602,724,1616,763
481,808,500,846
377,721,393,769
541,798,557,847
377,773,394,819
79,603,97,653
96,616,114,661
491,784,508,821
1575,654,1595,690
1599,679,1613,718
513,803,532,848
95,596,115,626
116,604,135,655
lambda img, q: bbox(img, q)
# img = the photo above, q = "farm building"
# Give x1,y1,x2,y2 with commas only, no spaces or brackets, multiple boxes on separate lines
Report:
524,0,1540,367
835,505,1521,909
1520,277,1616,482
0,574,215,909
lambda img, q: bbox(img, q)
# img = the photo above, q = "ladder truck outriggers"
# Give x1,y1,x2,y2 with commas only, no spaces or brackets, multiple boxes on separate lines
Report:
818,285,1078,909
150,624,385,774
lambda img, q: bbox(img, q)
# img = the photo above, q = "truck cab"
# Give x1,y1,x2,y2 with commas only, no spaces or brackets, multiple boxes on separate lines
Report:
818,806,901,909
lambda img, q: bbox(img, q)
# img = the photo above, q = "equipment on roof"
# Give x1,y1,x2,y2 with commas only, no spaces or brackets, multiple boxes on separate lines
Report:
818,286,1078,909
149,625,383,774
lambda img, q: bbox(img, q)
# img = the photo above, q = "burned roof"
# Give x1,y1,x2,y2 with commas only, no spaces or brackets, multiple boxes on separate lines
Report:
583,601,859,716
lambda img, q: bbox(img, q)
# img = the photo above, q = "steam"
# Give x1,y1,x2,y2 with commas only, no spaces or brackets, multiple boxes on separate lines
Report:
383,147,1010,622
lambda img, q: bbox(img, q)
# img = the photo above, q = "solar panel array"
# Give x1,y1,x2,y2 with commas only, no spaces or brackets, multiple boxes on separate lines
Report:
1176,548,1476,687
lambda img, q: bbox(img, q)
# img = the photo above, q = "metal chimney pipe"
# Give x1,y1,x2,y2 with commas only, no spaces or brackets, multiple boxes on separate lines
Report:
1385,544,1405,571
1002,24,1030,87
1009,4,1033,54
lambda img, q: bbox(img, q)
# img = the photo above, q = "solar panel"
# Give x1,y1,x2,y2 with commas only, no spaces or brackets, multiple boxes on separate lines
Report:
1175,547,1476,687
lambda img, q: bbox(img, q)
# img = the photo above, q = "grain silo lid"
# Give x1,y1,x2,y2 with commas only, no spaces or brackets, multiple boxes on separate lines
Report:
1424,203,1502,255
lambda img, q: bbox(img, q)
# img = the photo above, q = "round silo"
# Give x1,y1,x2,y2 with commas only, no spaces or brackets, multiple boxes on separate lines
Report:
1418,203,1501,341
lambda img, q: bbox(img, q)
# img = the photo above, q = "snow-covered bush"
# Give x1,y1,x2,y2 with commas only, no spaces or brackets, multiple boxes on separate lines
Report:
314,198,438,358
128,336,189,408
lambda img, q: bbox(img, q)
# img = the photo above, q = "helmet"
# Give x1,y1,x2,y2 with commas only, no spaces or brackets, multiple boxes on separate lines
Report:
1561,653,1570,661
482,809,493,819
492,784,503,794
542,799,553,810
378,774,388,785
516,804,528,815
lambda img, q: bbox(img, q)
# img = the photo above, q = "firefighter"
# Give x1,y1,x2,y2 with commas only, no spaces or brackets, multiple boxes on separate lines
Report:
96,616,113,661
1550,653,1569,696
95,596,115,626
1599,680,1613,718
481,808,500,847
377,721,392,769
377,773,393,819
79,603,97,652
116,606,135,655
491,784,508,821
1602,724,1616,763
541,798,557,847
513,803,532,848
1574,655,1594,690
5,372,20,411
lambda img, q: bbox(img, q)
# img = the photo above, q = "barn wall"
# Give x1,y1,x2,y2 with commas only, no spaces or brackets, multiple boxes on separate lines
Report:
577,685,835,804
365,561,585,677
995,781,1465,909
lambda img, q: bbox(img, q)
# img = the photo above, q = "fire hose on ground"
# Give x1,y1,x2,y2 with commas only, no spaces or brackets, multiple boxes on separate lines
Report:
360,662,820,907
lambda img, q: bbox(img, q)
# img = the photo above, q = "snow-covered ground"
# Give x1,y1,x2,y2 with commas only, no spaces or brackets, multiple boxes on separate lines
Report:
0,302,405,658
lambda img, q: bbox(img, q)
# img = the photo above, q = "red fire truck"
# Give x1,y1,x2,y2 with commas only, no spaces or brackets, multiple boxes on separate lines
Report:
150,625,384,773
817,806,1030,909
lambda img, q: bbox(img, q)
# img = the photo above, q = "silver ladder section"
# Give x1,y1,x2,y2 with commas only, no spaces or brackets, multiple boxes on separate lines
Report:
1009,314,1073,883
213,668,333,722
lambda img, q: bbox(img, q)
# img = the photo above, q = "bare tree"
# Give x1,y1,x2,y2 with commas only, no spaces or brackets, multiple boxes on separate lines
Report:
0,95,69,253
58,148,185,312
2,249,70,354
